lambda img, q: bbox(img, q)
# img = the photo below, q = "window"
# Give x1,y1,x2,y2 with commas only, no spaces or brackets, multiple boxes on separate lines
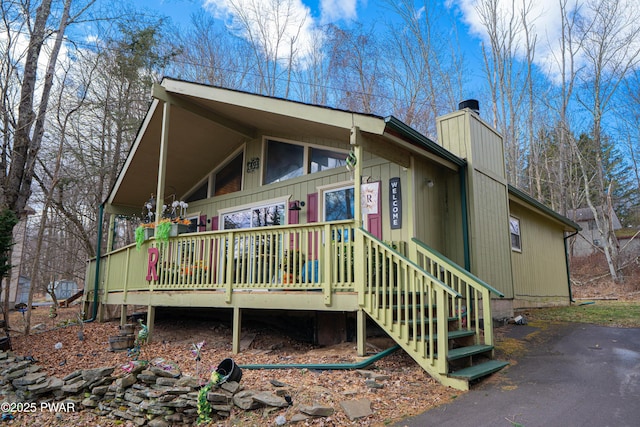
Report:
509,216,522,252
185,150,244,202
220,200,286,230
323,185,354,221
214,152,243,196
264,138,347,185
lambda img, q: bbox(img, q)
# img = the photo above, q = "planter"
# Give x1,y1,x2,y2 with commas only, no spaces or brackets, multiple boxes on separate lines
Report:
143,228,154,240
109,334,135,352
119,323,136,336
170,223,190,236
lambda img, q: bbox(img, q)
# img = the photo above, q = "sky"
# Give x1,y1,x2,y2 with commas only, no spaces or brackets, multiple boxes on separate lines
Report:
132,0,582,85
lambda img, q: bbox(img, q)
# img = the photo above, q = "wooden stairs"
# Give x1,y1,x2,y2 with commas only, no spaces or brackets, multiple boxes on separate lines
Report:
357,230,508,391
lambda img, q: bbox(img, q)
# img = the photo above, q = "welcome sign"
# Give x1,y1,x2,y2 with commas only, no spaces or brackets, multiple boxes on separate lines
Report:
389,177,402,229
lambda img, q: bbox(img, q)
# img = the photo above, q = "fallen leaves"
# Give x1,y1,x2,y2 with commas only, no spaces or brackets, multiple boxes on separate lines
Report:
6,306,459,426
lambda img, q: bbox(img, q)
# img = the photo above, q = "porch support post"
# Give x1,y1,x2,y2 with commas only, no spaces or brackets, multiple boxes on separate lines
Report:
146,305,155,343
350,126,363,229
106,214,115,253
155,102,171,225
356,308,367,357
232,306,242,354
351,126,366,307
120,304,127,326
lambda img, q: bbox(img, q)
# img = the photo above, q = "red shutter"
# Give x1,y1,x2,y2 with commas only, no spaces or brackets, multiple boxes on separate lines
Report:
211,216,219,231
199,214,207,232
307,193,318,223
365,182,382,240
307,193,319,259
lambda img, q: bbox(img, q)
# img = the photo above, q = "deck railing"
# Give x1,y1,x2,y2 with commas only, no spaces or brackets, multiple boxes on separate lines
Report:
409,238,504,347
357,229,460,374
90,221,357,303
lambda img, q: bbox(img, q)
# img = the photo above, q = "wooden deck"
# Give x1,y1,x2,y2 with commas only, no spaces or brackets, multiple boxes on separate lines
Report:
84,221,506,390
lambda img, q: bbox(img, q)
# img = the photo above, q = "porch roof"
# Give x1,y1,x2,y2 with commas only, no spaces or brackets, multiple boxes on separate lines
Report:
106,78,464,211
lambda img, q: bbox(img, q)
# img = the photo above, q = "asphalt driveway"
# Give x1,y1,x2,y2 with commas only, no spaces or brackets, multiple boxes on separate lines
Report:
396,322,640,427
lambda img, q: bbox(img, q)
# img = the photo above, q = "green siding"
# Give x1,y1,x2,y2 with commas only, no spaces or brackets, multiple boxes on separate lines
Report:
509,203,571,307
437,111,514,299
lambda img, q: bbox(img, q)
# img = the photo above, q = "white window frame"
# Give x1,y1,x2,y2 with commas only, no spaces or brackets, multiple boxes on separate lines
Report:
218,196,290,230
509,216,522,252
183,145,245,201
261,136,348,186
318,182,355,222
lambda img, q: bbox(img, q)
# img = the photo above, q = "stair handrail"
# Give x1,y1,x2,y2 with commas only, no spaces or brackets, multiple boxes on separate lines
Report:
411,238,504,298
358,229,461,299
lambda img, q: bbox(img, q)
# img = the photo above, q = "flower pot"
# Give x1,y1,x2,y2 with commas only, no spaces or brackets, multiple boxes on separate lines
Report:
109,334,135,352
170,223,190,236
143,228,154,240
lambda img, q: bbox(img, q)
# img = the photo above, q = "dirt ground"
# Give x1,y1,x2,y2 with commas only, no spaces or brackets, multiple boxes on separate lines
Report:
5,305,457,426
3,253,638,426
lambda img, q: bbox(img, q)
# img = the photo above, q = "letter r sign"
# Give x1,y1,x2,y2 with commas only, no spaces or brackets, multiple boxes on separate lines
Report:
146,247,159,281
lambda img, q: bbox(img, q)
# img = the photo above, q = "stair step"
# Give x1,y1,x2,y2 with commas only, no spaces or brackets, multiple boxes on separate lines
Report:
402,315,463,325
448,360,509,381
417,329,476,342
447,344,494,361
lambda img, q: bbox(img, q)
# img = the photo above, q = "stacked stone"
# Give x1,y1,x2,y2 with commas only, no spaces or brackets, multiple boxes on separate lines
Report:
0,350,353,425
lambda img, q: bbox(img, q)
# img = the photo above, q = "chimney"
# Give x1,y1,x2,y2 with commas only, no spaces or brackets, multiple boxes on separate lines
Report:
458,99,480,115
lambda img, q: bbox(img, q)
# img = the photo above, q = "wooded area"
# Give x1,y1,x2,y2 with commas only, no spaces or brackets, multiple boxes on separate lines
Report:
1,0,639,332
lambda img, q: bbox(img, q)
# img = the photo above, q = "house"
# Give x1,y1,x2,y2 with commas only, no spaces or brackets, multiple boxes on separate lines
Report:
567,207,622,257
84,78,578,390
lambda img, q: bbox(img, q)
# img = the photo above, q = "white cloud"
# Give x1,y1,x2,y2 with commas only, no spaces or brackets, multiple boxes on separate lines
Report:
453,0,640,85
203,0,321,69
319,0,358,23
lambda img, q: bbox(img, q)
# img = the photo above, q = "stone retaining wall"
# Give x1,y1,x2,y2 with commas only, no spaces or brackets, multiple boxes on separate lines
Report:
0,350,376,425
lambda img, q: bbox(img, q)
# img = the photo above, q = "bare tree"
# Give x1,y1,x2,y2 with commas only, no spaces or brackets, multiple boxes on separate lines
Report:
208,0,312,97
383,0,465,138
476,0,538,186
575,0,640,282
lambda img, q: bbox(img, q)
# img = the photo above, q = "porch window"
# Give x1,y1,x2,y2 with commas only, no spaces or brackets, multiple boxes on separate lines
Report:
214,151,243,196
323,185,354,221
185,150,244,202
509,216,522,252
221,201,286,230
263,138,347,185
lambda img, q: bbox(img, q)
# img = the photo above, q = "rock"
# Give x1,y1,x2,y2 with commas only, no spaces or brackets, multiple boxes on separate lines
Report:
63,370,82,382
111,409,133,420
81,367,115,382
252,391,289,408
2,360,31,375
220,380,241,394
61,380,87,394
299,403,335,417
166,413,184,423
356,369,390,381
148,417,170,427
207,391,232,404
156,377,177,386
291,413,311,423
81,397,98,408
233,390,261,410
115,373,136,389
29,377,63,395
5,369,27,381
149,365,180,378
91,385,109,396
12,371,47,387
164,386,191,395
124,392,143,404
270,379,288,387
365,379,384,389
212,404,233,412
340,398,373,420
137,370,158,383
175,376,198,388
